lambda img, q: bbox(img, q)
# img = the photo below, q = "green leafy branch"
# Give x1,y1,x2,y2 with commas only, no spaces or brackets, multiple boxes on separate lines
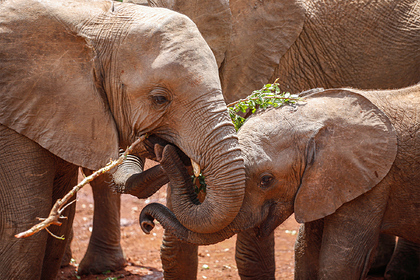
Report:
192,173,207,194
192,79,301,191
227,79,300,131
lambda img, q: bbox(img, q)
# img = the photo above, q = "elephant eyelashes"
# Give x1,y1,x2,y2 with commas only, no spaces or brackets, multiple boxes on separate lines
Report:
259,174,274,189
152,95,168,105
149,88,172,108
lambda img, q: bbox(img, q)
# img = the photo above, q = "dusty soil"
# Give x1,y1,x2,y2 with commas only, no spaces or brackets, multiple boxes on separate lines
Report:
55,160,385,280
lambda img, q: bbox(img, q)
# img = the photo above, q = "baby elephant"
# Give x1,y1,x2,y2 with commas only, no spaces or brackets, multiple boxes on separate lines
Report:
235,85,420,279
140,85,420,279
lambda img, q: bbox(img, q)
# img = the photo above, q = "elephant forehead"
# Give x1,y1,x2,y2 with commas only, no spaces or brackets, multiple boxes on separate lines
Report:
239,107,296,141
117,7,220,90
123,6,216,63
149,30,218,81
150,46,217,78
238,106,312,167
239,116,293,163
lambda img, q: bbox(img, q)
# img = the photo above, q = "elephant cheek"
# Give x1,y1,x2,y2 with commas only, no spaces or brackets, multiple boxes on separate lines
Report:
257,203,294,239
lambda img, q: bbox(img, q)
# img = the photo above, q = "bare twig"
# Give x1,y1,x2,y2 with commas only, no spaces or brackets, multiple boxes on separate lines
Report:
15,135,147,239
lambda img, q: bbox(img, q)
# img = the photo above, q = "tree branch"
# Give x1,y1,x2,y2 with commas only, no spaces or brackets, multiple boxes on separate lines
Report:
15,135,147,239
226,95,295,108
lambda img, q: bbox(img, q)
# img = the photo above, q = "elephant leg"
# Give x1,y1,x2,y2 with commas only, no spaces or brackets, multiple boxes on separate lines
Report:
160,229,199,280
294,219,324,280
319,220,381,279
78,169,126,275
317,185,388,280
368,233,396,275
0,125,61,279
385,238,420,280
160,185,198,280
41,160,78,280
235,228,275,280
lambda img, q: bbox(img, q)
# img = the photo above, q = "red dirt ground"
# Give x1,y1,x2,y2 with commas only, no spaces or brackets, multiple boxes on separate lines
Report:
55,160,385,280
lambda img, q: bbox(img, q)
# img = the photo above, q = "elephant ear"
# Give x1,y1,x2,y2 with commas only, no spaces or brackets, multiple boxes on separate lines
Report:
221,0,305,103
148,0,232,67
0,0,119,170
294,89,397,223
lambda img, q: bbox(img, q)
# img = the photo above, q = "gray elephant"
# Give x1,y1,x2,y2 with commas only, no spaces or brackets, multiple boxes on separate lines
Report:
140,84,420,279
0,0,247,279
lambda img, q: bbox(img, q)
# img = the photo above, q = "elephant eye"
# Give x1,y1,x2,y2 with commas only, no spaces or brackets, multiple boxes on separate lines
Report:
149,87,171,107
259,174,274,189
152,95,168,105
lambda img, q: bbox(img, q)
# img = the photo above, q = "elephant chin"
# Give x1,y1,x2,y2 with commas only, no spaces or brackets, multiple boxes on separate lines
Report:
257,203,294,239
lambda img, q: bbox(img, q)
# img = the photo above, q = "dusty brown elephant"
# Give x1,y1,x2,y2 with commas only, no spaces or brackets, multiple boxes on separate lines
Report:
109,0,420,279
140,0,420,104
0,0,246,279
140,84,420,279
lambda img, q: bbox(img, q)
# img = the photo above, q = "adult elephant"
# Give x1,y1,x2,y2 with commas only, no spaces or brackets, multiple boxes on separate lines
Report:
113,0,420,279
140,0,420,104
140,84,420,280
0,0,246,279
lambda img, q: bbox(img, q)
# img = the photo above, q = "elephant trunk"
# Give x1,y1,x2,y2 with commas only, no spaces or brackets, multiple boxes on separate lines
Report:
123,165,169,199
112,153,169,198
155,142,245,236
140,202,246,245
112,152,145,189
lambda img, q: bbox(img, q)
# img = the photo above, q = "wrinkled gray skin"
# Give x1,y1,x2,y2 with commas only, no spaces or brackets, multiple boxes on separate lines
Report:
110,0,420,279
141,85,420,280
0,0,246,279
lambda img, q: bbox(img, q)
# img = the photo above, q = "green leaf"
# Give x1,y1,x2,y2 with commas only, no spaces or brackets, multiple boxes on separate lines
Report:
227,79,301,131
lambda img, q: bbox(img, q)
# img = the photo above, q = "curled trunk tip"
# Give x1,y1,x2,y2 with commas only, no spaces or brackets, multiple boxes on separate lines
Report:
139,202,239,245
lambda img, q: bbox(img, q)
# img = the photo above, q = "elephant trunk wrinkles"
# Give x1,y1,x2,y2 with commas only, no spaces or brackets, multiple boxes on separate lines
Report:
164,124,245,233
112,153,170,198
139,144,250,243
112,153,142,188
140,202,248,245
124,165,169,198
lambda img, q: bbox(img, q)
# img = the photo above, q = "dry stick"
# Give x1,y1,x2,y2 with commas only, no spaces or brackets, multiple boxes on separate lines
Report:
15,135,147,239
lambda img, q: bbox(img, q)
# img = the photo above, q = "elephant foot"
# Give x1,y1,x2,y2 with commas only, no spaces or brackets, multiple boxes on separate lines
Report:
77,245,126,275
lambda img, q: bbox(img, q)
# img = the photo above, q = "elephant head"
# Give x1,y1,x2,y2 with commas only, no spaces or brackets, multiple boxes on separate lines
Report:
0,0,245,234
139,89,398,244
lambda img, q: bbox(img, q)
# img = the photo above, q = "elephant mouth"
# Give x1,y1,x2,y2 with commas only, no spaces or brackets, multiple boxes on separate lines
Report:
255,202,292,239
136,134,192,167
255,204,275,239
119,135,196,197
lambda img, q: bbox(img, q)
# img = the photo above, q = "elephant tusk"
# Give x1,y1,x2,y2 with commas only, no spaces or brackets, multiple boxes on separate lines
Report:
191,159,201,177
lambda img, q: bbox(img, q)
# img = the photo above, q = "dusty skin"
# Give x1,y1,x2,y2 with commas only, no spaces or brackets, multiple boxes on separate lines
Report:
55,161,384,280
